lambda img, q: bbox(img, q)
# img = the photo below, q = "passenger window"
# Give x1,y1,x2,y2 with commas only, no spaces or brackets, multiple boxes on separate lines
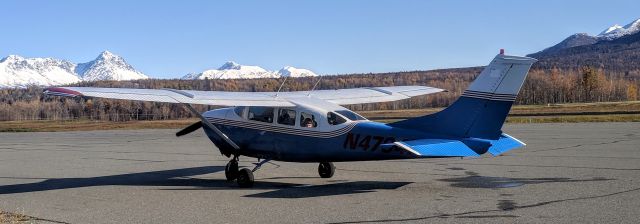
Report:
300,112,317,128
327,112,347,125
234,106,245,118
248,107,274,123
277,108,296,126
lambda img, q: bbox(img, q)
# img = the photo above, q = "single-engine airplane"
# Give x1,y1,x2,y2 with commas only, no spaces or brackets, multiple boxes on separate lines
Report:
45,51,536,187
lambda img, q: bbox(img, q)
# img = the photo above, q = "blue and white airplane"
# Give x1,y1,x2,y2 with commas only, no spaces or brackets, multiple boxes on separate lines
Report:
45,52,536,187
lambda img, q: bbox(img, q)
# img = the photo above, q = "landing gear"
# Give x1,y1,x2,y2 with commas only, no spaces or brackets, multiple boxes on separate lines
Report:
318,162,335,178
225,158,239,181
226,156,267,187
236,168,254,188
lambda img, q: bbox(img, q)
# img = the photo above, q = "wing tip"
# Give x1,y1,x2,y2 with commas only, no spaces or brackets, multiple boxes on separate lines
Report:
44,87,82,97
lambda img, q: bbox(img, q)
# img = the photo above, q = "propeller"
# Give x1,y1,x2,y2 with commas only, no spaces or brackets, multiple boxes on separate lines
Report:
176,121,203,137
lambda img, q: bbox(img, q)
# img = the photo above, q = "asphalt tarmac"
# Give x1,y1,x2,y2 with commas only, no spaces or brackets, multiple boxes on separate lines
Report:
1,122,639,223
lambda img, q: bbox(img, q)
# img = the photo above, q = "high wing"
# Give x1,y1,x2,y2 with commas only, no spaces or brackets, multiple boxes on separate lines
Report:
44,87,296,107
300,86,444,105
44,85,444,107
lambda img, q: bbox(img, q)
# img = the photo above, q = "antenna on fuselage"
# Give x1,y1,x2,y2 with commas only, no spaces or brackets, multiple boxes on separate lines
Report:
307,76,323,96
275,76,288,97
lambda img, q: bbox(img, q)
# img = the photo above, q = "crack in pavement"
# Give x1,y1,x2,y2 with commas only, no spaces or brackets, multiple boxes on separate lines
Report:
328,186,640,223
0,210,70,224
523,139,634,153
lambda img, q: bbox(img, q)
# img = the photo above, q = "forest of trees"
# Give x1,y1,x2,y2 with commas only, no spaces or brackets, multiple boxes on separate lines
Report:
0,66,638,121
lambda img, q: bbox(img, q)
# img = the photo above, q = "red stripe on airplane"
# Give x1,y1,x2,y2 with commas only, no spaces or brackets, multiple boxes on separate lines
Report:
45,87,82,97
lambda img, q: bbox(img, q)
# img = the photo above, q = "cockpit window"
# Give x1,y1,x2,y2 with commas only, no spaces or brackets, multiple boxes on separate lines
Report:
327,112,347,125
248,107,274,123
277,108,296,126
300,112,317,128
335,110,366,121
234,106,245,118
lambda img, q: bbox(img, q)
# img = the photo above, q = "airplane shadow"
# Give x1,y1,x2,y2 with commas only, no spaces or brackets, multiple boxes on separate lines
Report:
0,166,226,195
245,181,412,198
0,166,411,199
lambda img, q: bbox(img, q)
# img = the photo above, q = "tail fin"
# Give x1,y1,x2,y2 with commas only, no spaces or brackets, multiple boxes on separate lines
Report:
390,53,537,140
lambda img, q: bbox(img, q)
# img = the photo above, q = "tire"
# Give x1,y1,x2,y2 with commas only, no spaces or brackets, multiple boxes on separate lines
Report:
225,160,239,181
318,162,335,178
236,168,254,188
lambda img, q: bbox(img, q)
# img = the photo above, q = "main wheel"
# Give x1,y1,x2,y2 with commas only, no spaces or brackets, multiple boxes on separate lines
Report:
236,168,254,188
225,160,239,181
318,162,335,178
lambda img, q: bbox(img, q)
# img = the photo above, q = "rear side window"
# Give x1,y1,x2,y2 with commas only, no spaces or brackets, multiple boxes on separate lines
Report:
327,112,347,125
300,112,317,128
234,107,245,118
277,108,296,126
248,107,274,123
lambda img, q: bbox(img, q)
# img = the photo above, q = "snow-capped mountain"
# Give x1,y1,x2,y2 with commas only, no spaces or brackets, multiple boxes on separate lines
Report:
277,66,317,78
0,55,81,88
182,61,318,80
528,17,640,72
597,18,640,40
529,17,640,58
182,61,278,80
76,51,148,82
0,51,148,88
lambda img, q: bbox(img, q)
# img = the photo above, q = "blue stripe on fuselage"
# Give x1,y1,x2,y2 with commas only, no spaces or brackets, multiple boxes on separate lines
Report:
202,118,432,162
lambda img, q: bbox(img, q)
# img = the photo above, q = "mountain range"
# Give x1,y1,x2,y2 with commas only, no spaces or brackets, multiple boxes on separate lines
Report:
528,18,640,72
0,51,317,88
181,61,317,80
530,18,640,57
0,51,148,88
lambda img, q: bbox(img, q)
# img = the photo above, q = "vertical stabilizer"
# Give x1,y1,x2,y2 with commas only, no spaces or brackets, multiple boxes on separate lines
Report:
390,53,537,140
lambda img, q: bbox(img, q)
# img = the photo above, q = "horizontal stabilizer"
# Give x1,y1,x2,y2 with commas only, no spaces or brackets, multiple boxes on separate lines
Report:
394,139,480,157
487,133,526,156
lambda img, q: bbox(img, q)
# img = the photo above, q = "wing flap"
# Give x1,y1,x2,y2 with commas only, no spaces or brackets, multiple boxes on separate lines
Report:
311,86,445,105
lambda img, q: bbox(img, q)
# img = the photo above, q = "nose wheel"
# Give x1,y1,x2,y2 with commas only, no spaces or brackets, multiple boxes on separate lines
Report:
225,159,253,188
318,162,335,178
226,157,270,188
225,158,239,181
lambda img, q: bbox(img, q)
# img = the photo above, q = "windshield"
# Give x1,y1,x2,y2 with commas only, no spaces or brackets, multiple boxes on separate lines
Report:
334,110,367,121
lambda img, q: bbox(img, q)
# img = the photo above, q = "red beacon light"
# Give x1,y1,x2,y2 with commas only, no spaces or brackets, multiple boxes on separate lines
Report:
500,49,505,55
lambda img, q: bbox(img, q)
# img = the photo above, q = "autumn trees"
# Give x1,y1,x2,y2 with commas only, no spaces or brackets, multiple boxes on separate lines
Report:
0,66,638,121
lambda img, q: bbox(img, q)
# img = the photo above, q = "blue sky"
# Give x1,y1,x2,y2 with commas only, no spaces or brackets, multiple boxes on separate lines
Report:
1,0,638,78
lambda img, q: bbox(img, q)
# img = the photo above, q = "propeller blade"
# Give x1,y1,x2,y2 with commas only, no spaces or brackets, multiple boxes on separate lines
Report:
176,121,203,137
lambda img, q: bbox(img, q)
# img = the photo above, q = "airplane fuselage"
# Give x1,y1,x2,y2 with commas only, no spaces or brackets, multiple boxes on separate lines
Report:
202,105,441,162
